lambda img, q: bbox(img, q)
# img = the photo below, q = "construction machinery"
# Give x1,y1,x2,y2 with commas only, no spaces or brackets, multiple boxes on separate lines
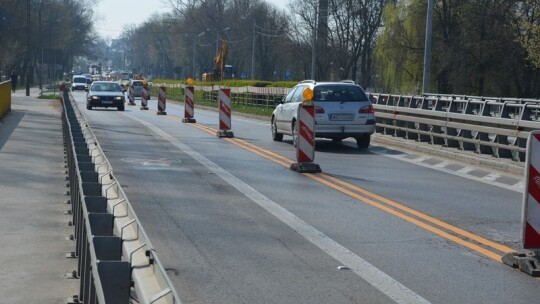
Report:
203,41,233,81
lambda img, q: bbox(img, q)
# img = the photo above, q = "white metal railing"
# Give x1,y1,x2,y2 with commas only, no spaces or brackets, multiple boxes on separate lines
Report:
368,93,540,162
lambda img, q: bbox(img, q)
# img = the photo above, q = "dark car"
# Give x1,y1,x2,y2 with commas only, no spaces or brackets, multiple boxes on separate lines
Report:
86,81,126,111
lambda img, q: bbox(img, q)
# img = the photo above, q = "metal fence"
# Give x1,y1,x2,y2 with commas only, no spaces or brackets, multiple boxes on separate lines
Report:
369,93,540,162
62,90,181,304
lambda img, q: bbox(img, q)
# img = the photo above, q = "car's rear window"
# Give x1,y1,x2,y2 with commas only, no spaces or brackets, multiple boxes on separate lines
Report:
73,77,86,83
131,81,142,87
314,85,369,102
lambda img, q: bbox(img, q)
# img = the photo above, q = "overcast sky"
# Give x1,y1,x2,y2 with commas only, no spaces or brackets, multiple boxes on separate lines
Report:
95,0,290,39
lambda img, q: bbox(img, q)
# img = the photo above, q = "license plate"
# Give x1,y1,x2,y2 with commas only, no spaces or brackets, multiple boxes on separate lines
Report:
102,100,113,104
330,113,354,121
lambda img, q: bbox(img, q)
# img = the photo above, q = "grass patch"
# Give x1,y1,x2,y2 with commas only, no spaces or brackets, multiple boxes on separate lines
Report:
39,93,62,99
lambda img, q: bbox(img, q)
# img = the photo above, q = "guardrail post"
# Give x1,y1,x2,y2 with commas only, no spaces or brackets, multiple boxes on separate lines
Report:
445,99,461,148
417,97,432,143
394,96,406,138
460,100,476,151
478,102,494,155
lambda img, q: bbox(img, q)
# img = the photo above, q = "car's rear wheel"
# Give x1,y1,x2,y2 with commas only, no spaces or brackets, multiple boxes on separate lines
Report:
356,134,371,149
271,118,283,142
292,120,298,147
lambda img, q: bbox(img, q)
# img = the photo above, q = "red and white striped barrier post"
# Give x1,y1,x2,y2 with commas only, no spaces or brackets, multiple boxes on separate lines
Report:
128,85,136,105
290,88,321,173
182,85,196,123
140,84,149,110
502,130,540,276
216,88,234,137
523,131,540,249
157,85,167,115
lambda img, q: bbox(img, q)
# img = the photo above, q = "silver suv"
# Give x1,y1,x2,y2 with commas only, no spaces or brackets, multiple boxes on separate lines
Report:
271,80,375,148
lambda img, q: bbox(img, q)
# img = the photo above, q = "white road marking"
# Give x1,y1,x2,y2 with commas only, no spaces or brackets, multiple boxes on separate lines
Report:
373,147,523,193
127,115,431,304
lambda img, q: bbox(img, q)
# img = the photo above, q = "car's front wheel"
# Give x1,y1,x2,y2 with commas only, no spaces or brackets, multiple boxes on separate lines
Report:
271,117,283,142
118,105,125,111
86,104,92,110
356,134,371,149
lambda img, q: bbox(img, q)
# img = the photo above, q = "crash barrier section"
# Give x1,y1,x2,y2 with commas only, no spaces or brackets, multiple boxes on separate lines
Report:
502,131,540,276
61,90,180,303
182,86,196,123
141,87,149,110
369,93,540,162
158,85,167,115
0,81,11,119
217,88,234,137
128,85,135,105
290,89,321,173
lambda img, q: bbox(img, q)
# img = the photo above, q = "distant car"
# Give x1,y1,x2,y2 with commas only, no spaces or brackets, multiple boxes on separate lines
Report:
130,80,146,98
86,81,126,111
71,75,88,91
271,80,376,149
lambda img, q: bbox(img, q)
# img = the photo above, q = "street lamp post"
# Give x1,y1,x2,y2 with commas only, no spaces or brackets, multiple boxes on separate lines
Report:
192,31,205,79
311,8,318,80
251,21,256,80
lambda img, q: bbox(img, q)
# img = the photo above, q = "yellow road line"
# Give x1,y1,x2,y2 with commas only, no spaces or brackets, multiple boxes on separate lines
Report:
152,116,517,262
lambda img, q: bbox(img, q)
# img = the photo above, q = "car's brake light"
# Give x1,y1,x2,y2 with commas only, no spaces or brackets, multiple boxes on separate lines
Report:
359,105,374,114
315,106,325,114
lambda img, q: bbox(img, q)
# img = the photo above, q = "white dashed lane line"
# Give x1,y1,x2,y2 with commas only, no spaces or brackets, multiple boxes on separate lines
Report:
372,146,523,193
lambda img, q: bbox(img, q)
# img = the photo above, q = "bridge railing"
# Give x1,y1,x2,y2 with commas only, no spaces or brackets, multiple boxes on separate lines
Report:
369,93,540,162
62,90,181,304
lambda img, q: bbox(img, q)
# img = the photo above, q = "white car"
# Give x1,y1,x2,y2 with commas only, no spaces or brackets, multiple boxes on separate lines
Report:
271,80,375,148
71,75,88,91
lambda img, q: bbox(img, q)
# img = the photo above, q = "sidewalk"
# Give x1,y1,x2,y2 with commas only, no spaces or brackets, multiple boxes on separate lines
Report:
0,88,77,303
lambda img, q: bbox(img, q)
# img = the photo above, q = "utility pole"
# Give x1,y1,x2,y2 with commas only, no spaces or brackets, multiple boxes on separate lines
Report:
422,0,434,94
251,21,256,80
26,0,30,96
311,8,318,80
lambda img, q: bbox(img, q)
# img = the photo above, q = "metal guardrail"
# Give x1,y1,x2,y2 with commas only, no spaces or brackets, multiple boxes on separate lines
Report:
369,93,540,162
0,81,11,119
61,90,181,303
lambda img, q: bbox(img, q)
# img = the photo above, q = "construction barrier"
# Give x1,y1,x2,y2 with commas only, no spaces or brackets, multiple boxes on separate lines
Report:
290,88,321,173
157,85,167,115
523,130,540,250
182,86,196,123
503,130,540,276
61,90,180,303
140,87,149,110
128,85,135,106
216,88,234,137
0,81,11,119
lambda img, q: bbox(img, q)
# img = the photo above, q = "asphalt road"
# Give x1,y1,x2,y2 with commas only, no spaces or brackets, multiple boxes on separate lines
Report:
71,90,537,304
